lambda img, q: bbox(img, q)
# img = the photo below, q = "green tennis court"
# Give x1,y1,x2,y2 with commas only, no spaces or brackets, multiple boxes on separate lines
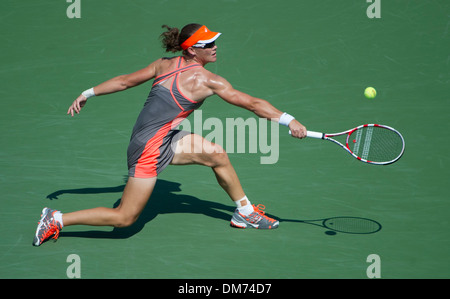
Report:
1,0,448,279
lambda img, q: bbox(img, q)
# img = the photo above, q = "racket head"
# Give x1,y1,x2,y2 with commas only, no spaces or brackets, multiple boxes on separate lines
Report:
322,217,382,234
344,124,405,165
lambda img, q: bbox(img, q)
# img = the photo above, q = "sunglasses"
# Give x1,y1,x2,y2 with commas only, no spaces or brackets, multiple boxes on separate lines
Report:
192,41,216,49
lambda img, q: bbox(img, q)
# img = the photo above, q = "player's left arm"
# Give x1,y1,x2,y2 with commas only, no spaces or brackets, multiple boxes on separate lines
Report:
208,74,307,138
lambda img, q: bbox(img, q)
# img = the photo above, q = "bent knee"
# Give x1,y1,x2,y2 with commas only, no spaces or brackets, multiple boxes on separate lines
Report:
206,147,230,168
113,211,139,228
173,135,231,168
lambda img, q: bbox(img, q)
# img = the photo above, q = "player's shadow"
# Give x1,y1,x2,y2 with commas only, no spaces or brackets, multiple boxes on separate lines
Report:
46,178,380,239
47,177,235,240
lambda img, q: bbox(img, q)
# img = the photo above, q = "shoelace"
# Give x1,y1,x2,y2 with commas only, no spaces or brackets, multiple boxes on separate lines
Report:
252,204,266,215
253,204,276,223
251,204,276,223
38,220,60,242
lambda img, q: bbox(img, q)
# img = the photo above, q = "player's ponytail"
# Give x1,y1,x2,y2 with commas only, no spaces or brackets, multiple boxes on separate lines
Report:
160,23,203,53
160,25,181,53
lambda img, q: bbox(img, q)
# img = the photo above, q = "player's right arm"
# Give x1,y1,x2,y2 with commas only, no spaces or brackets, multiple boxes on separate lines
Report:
67,59,161,116
207,73,307,138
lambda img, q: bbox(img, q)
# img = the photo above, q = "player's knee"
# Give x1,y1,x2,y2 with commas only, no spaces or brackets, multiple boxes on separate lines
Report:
113,210,139,228
187,140,230,168
209,145,230,168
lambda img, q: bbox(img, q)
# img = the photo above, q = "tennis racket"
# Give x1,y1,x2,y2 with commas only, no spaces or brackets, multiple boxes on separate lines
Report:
291,124,405,165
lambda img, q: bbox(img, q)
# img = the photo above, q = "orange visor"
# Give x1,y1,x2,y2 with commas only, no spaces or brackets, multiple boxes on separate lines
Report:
180,25,221,50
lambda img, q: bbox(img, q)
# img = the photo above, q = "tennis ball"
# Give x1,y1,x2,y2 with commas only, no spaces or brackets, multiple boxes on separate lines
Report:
364,87,377,99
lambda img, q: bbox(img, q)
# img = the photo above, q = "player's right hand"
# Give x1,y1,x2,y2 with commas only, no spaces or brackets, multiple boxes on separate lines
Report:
289,120,307,139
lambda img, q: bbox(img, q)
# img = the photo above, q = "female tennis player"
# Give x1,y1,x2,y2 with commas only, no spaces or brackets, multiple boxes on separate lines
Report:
33,23,307,246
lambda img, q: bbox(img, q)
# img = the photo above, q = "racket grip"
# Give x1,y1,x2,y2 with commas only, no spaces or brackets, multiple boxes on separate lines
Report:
288,130,324,139
306,131,324,139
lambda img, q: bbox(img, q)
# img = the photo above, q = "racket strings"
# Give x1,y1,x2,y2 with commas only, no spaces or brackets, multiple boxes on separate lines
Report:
350,126,404,162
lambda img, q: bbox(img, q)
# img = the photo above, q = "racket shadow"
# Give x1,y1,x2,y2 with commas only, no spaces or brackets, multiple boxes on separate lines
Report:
279,216,382,235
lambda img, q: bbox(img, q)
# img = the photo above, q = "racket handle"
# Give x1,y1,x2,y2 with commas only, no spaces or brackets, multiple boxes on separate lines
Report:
288,130,324,139
306,131,324,139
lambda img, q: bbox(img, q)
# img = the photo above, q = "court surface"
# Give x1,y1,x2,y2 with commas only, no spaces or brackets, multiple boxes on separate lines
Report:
1,0,448,279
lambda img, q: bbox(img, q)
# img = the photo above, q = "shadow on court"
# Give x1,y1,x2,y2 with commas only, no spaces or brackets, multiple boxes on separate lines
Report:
279,217,382,235
47,178,235,240
46,178,382,240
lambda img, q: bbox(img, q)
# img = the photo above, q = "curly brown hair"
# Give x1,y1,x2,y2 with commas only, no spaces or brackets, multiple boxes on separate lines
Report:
160,23,203,53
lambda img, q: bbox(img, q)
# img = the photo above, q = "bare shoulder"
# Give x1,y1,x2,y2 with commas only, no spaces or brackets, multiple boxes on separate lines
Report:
153,57,179,76
201,69,231,93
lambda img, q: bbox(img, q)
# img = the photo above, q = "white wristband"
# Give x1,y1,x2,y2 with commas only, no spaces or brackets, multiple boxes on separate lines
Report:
278,112,295,127
82,87,95,99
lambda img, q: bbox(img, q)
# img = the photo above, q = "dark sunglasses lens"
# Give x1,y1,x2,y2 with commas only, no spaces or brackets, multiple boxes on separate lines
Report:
204,41,215,49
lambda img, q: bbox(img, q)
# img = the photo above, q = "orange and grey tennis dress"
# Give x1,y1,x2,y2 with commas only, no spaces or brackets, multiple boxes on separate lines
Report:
127,57,203,178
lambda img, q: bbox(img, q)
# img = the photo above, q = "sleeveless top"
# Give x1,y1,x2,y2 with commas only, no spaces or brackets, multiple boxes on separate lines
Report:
127,56,204,178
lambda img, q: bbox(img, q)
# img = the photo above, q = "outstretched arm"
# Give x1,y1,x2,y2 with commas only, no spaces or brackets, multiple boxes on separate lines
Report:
208,74,307,138
67,59,160,116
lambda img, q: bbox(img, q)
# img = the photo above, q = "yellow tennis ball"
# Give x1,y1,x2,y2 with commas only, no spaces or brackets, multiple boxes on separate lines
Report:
364,87,377,99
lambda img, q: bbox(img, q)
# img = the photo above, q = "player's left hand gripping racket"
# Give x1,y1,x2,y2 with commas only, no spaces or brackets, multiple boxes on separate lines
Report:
291,124,405,165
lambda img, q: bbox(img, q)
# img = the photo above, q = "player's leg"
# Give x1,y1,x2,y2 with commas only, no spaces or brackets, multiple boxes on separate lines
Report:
170,133,245,201
33,177,156,246
170,133,279,229
62,177,157,227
